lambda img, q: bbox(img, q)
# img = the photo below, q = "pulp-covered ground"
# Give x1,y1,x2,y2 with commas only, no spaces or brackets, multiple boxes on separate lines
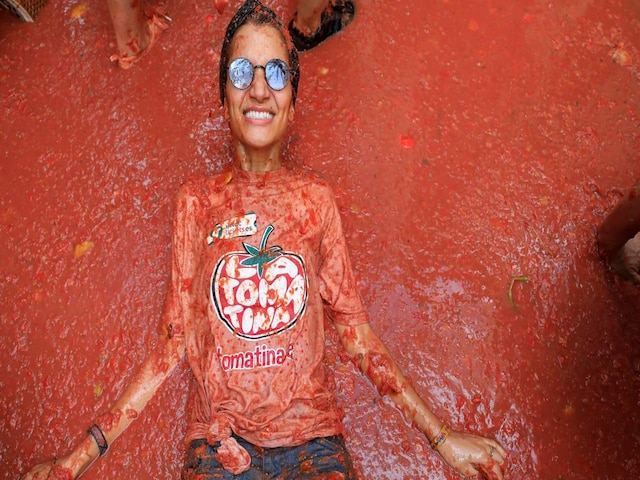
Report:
1,0,639,479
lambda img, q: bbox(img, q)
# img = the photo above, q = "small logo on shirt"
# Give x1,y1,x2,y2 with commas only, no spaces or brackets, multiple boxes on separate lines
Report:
207,213,258,245
211,225,308,340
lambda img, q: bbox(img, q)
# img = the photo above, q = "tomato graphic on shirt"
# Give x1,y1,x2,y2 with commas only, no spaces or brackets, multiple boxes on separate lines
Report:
211,225,308,340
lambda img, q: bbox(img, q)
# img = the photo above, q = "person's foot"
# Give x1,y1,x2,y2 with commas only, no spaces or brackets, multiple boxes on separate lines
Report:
288,0,355,52
611,233,640,283
110,4,171,69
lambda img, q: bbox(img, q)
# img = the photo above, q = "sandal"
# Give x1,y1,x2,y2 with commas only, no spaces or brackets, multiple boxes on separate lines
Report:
110,4,171,70
288,0,355,52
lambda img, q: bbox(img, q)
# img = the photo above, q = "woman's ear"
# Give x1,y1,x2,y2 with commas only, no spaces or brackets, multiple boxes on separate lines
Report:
288,104,295,123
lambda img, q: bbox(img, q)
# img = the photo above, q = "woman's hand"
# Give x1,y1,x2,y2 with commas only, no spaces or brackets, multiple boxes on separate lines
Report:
611,233,640,283
21,335,184,480
21,459,73,480
436,430,507,479
21,461,53,480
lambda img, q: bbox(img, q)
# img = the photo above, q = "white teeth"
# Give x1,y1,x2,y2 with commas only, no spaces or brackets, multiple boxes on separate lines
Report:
245,110,274,120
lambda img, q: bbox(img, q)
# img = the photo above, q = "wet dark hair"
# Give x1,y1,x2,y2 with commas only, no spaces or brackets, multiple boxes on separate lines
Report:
219,0,300,106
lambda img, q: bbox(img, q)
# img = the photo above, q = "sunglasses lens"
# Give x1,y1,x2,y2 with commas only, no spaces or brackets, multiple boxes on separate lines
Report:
228,58,253,90
265,59,289,91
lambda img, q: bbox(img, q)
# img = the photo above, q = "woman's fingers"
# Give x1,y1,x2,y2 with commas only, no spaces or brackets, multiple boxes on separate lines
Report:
462,464,479,477
480,441,507,480
492,439,508,458
475,460,503,480
21,462,54,480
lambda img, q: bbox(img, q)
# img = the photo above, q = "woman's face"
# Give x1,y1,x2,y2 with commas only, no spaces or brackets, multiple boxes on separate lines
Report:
224,23,295,153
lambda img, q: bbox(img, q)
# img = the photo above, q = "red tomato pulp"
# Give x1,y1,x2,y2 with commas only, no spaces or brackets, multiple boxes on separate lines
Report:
1,1,639,479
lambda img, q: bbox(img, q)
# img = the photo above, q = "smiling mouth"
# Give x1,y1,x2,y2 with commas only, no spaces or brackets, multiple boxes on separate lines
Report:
245,110,275,120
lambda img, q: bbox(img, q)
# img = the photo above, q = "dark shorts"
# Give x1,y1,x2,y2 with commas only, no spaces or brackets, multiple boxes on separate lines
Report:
182,434,357,480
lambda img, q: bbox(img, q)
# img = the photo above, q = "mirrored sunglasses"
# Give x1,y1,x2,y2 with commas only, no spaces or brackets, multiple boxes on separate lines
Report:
228,57,291,91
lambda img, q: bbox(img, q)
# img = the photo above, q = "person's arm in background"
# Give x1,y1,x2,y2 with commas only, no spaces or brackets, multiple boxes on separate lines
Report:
598,178,640,283
335,322,507,480
21,326,185,480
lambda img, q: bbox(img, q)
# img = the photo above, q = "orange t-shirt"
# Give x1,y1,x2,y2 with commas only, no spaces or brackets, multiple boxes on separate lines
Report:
162,164,369,449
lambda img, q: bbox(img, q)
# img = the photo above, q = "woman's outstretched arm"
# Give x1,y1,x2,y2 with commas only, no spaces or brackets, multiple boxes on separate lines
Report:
21,332,185,479
335,322,507,480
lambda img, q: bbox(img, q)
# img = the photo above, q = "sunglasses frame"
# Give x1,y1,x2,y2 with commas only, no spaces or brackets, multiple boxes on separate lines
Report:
228,57,292,92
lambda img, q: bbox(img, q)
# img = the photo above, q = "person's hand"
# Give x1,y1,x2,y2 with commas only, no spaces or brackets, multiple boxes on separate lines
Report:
611,232,640,283
436,430,507,479
21,459,73,480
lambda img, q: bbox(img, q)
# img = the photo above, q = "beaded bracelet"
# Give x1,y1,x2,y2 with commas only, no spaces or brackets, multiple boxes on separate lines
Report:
88,423,109,456
430,424,450,451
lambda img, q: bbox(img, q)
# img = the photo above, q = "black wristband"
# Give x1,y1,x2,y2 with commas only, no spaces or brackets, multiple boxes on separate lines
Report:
88,423,109,456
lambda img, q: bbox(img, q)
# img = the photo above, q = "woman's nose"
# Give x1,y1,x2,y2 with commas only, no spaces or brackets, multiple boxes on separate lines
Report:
249,67,270,100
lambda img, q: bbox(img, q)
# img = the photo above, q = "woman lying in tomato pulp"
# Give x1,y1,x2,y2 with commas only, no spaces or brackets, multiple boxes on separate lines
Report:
22,1,507,479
